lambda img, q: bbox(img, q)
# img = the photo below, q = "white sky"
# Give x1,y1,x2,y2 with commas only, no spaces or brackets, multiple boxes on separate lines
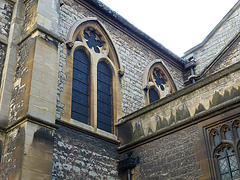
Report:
99,0,239,56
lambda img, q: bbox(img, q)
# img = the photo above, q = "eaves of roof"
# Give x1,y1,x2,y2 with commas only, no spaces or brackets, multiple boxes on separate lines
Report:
184,1,240,56
79,0,185,67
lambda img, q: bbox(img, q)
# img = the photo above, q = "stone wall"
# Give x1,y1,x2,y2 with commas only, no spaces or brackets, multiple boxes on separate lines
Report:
56,0,184,119
52,125,119,179
0,0,13,37
0,42,6,85
184,2,240,75
131,125,201,180
0,125,25,180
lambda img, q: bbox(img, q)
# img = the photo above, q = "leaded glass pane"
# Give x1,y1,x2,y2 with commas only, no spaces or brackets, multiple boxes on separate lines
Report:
221,173,231,180
149,88,160,104
213,134,220,146
232,170,240,178
229,155,238,171
97,61,112,133
237,125,240,138
72,49,90,124
219,158,229,174
224,128,232,140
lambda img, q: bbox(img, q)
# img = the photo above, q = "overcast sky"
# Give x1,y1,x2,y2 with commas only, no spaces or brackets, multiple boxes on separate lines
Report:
99,0,239,56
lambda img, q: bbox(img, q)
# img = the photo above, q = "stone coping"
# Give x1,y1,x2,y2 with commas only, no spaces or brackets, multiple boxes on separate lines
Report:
117,97,240,153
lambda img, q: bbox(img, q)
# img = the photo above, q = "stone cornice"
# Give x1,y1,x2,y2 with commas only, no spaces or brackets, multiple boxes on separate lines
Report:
18,23,64,45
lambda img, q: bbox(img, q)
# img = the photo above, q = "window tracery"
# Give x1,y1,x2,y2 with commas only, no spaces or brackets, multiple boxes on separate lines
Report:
143,61,177,105
66,19,123,135
207,120,240,179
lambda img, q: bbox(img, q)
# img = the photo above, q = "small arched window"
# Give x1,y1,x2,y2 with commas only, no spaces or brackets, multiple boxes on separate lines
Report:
216,146,240,179
97,61,113,133
71,49,90,124
143,61,177,105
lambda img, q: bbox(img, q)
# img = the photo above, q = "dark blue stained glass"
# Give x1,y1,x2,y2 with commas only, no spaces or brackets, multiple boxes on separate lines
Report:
84,30,103,53
224,128,232,140
97,61,112,133
213,134,220,146
73,68,89,83
73,59,90,74
149,87,160,104
71,111,88,124
97,121,112,133
72,81,89,95
71,49,90,124
153,69,166,91
97,71,112,84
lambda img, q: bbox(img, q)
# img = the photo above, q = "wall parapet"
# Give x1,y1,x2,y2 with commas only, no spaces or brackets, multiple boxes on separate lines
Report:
117,60,240,149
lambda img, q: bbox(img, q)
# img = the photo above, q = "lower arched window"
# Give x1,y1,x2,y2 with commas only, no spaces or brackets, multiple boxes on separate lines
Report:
97,61,113,133
217,146,240,179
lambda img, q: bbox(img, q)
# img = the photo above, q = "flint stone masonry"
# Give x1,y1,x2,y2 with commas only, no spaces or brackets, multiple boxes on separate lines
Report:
0,42,6,85
0,0,13,37
1,126,25,180
184,4,240,75
56,0,184,119
9,39,29,123
132,125,201,180
52,125,119,180
22,0,37,36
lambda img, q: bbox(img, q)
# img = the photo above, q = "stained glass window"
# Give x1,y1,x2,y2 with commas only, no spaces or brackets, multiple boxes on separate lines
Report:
149,87,160,104
84,30,103,53
217,147,240,180
71,49,90,124
213,131,220,146
97,61,112,133
223,127,232,141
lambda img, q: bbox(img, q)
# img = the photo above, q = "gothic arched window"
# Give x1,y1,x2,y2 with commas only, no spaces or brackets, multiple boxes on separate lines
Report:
207,120,240,179
143,61,177,105
65,18,123,135
216,146,240,179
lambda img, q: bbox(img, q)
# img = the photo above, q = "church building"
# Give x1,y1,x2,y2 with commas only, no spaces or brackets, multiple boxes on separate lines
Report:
0,0,240,179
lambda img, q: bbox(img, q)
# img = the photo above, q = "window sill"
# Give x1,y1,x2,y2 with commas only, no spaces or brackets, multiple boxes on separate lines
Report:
56,119,120,144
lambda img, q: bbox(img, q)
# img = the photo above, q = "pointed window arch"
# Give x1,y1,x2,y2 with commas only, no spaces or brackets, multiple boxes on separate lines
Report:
143,60,177,105
63,18,123,135
206,120,240,179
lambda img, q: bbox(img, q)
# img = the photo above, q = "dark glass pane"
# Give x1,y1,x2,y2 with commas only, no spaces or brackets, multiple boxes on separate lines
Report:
219,158,229,174
84,30,103,53
71,111,88,124
153,69,166,91
149,88,160,104
97,61,112,133
71,49,90,124
221,173,231,180
229,156,238,171
224,128,232,140
237,125,240,138
232,170,240,178
214,134,220,146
